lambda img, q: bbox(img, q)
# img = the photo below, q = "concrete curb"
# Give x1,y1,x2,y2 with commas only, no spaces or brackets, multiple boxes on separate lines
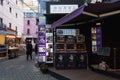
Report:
48,69,70,80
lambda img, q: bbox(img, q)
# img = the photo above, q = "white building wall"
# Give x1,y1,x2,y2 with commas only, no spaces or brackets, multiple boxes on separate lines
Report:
0,0,24,37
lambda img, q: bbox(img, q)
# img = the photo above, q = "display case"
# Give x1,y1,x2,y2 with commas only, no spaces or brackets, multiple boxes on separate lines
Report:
55,28,87,69
76,35,85,42
66,36,76,43
8,46,19,59
56,36,65,42
66,43,76,50
56,43,65,51
76,43,86,50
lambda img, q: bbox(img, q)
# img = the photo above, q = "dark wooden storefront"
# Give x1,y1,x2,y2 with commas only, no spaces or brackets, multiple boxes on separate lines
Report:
49,2,120,69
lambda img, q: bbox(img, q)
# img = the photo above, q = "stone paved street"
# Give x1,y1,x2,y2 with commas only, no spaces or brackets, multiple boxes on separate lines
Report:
0,54,58,80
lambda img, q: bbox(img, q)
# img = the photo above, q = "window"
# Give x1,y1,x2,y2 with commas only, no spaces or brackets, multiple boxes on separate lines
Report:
16,0,18,4
0,18,3,23
15,26,17,34
36,19,39,25
0,0,3,6
24,12,38,18
9,7,12,13
9,23,11,28
16,13,18,18
27,20,30,25
27,29,30,35
15,26,17,31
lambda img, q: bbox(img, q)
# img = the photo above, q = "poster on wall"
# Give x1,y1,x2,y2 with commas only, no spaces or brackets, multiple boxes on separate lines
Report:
46,25,53,63
67,54,77,68
91,27,102,54
38,25,46,63
96,27,102,49
55,54,65,68
77,54,87,68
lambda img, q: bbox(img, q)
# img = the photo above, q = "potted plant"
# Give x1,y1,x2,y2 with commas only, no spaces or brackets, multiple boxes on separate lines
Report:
40,63,48,74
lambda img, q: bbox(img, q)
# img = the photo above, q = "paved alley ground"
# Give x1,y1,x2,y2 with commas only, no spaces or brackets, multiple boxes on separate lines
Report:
0,54,58,80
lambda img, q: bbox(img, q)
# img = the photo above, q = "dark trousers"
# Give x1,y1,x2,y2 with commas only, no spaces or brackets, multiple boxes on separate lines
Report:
27,53,32,60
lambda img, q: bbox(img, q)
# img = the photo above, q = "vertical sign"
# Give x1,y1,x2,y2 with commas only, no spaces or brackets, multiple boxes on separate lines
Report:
46,25,53,63
96,27,102,51
38,25,46,63
91,27,102,54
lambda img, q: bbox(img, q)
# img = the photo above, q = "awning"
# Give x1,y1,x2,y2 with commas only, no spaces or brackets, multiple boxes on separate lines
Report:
7,31,16,35
0,30,16,35
6,27,17,35
51,2,120,28
51,5,85,28
83,2,120,17
0,30,7,34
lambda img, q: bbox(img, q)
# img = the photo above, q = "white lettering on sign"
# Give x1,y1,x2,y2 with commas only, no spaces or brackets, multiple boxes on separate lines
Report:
50,5,78,13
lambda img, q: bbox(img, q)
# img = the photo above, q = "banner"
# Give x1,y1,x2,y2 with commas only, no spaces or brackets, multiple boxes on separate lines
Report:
38,25,46,63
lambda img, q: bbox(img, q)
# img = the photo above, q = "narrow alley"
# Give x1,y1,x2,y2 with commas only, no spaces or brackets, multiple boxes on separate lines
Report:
0,54,58,80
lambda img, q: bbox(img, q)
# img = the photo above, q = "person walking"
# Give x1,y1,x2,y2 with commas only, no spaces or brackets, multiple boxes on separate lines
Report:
26,41,33,61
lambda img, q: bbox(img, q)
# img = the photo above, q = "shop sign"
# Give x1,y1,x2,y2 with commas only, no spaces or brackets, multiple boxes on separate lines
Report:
56,29,79,36
50,4,78,13
39,16,46,25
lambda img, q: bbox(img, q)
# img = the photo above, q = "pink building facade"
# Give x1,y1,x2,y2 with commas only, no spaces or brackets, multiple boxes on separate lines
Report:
23,17,38,43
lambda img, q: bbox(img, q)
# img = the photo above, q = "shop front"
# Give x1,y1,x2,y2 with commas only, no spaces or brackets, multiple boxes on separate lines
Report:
6,28,19,59
49,2,120,79
0,25,19,59
54,28,87,69
49,5,89,69
0,23,8,57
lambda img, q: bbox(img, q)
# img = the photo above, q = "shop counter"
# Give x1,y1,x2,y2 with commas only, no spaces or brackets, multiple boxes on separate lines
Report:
8,47,19,59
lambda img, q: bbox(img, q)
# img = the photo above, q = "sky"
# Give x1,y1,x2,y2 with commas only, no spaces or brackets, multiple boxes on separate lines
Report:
23,0,38,2
23,0,38,5
23,0,38,12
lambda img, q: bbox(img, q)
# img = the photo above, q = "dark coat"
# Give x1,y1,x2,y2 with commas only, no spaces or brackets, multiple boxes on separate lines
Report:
26,43,33,54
